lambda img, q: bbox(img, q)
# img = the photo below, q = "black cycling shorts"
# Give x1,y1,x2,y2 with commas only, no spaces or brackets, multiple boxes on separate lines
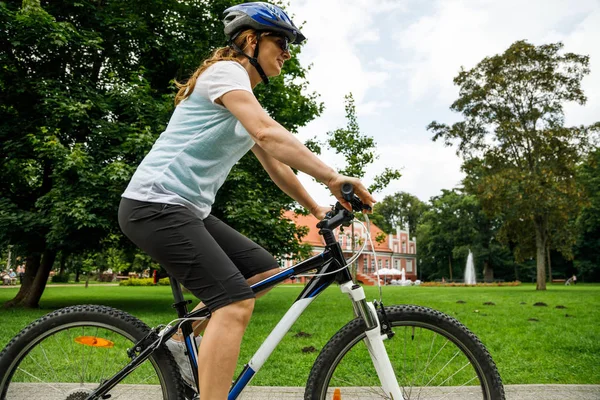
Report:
118,198,279,312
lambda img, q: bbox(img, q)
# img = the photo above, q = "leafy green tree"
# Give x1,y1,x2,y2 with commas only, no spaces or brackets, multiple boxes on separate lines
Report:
0,0,321,308
416,190,512,282
428,40,599,290
324,94,401,193
371,192,428,237
574,148,600,281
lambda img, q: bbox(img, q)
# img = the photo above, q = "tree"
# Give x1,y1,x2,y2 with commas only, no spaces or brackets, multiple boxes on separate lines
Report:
416,189,511,282
0,0,321,308
308,93,401,279
371,192,428,237
428,40,599,290
324,94,401,193
574,148,600,281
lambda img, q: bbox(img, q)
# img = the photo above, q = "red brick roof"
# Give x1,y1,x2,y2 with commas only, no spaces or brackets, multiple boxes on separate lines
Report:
283,211,393,252
283,211,323,246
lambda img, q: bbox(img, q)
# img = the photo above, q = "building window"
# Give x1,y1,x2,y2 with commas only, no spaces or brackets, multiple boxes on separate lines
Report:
406,259,413,273
385,259,389,268
402,242,406,253
371,260,375,273
338,234,344,245
378,260,382,269
394,259,399,269
363,258,368,273
393,244,398,252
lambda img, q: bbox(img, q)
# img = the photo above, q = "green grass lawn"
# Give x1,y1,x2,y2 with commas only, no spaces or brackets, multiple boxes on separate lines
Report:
1,283,598,386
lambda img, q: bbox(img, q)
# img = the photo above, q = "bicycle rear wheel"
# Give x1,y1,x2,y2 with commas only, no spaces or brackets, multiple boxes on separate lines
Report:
0,305,184,400
305,305,504,400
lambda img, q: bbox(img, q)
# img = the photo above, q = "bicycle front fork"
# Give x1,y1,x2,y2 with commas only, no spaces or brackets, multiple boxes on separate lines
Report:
340,281,404,400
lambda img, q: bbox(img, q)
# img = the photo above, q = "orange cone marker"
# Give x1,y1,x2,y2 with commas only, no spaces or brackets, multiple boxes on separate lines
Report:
333,388,341,400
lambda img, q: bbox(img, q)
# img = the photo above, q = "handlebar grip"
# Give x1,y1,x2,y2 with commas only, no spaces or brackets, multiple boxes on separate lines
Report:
341,183,354,202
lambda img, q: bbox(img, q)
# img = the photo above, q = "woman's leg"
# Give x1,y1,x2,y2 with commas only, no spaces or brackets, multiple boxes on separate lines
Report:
197,297,255,400
175,267,279,338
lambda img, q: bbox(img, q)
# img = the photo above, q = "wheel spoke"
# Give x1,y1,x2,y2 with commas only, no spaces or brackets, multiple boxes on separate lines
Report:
312,306,502,400
38,342,62,386
15,367,64,394
3,306,183,399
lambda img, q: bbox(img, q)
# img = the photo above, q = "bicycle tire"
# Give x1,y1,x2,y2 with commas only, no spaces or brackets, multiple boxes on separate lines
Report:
0,304,185,400
305,305,505,400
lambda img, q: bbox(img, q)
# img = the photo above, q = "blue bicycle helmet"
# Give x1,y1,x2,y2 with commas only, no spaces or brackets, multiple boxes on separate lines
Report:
222,3,305,85
223,2,306,44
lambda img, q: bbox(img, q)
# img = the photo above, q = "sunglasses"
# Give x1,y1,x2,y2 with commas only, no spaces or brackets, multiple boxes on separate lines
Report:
264,33,290,52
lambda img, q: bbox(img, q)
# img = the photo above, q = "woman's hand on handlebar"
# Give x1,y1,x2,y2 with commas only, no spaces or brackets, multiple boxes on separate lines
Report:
310,205,332,220
326,174,376,212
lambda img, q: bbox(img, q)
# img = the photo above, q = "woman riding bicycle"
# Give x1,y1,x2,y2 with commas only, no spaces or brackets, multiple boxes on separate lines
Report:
118,2,374,399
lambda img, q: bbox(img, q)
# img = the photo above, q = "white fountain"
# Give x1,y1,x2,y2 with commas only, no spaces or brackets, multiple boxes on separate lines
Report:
465,249,477,285
399,267,412,286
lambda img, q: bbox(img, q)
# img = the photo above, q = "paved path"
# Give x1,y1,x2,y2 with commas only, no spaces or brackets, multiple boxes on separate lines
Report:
0,283,120,288
239,385,600,399
7,384,600,400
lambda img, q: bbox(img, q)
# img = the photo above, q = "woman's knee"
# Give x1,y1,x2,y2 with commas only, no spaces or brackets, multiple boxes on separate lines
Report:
213,298,255,326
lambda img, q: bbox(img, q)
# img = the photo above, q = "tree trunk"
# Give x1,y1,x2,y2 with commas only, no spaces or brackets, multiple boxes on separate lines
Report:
483,260,494,282
22,249,57,308
448,256,453,281
5,245,12,270
534,216,547,290
546,244,552,283
3,253,41,308
59,251,66,276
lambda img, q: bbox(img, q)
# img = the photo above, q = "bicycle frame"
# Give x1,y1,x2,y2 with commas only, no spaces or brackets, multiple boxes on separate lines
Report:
86,221,403,400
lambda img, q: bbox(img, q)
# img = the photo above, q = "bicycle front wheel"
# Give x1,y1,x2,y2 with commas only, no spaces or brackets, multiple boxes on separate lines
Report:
0,305,184,400
305,305,504,400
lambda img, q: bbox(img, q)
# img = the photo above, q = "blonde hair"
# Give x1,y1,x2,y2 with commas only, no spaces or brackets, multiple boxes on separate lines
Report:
174,30,256,106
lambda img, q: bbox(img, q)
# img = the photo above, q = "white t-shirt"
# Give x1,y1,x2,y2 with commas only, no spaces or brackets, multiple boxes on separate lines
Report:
122,61,256,219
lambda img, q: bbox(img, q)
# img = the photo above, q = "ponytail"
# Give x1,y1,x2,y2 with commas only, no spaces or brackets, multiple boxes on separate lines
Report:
174,30,255,106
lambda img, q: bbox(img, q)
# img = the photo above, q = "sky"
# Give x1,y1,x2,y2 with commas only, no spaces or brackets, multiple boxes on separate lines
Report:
282,0,600,206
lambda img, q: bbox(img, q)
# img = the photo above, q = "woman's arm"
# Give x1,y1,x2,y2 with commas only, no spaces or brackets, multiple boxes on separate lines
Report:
251,144,329,218
220,90,375,210
221,90,335,182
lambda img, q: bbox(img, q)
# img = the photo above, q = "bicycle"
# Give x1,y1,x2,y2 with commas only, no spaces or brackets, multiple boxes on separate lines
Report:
0,184,505,400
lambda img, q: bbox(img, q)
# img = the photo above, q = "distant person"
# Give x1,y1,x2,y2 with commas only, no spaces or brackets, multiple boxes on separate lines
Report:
2,271,10,285
565,276,573,285
572,274,577,285
17,264,25,284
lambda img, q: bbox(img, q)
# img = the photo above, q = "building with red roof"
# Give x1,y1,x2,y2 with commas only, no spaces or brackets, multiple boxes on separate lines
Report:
281,211,417,285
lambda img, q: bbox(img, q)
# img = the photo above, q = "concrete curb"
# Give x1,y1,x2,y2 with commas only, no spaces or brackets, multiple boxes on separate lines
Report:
234,385,600,400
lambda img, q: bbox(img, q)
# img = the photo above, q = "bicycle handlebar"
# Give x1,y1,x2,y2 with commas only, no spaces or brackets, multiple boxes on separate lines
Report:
317,183,371,231
337,183,372,213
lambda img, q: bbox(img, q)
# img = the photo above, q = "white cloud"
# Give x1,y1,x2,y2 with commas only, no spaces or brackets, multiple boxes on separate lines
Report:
291,0,403,114
287,0,600,207
297,141,464,205
395,0,600,115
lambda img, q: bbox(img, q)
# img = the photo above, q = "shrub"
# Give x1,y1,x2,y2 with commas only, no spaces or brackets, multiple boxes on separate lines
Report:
97,273,116,282
119,278,154,286
51,273,70,283
119,277,171,286
158,277,170,286
420,281,522,287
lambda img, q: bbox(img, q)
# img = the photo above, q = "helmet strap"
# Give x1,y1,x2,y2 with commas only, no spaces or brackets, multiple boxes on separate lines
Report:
229,32,270,85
